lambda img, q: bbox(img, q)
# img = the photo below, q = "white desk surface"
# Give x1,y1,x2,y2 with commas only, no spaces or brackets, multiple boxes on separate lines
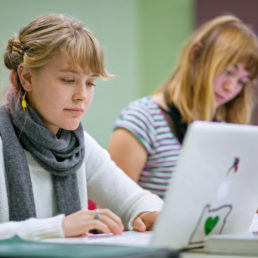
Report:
44,231,258,258
181,253,258,258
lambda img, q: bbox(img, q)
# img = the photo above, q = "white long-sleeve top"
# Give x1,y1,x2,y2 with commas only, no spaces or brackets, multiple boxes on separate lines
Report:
0,131,163,240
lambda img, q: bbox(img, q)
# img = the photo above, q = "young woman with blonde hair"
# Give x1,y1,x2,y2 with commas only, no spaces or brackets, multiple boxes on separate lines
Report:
109,14,258,199
0,13,163,240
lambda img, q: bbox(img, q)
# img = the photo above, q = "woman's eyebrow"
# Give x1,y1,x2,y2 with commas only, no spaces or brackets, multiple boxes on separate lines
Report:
58,69,78,74
90,73,99,78
58,70,99,78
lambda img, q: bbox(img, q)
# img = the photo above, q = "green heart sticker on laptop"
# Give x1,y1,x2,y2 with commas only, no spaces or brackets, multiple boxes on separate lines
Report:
205,216,219,235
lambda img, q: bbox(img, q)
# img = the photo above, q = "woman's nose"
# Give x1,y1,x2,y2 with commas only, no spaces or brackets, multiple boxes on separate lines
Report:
223,78,236,92
73,83,88,101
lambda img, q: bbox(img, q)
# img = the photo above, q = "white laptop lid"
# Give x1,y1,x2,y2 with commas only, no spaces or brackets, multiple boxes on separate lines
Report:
151,121,258,250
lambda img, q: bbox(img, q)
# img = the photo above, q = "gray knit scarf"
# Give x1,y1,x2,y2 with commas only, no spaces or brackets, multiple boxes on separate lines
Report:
0,92,84,221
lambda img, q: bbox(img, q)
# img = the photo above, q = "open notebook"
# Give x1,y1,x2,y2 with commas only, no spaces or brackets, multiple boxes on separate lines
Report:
45,121,258,251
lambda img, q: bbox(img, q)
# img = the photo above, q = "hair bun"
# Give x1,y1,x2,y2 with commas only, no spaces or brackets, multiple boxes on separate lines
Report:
4,37,24,70
8,38,24,54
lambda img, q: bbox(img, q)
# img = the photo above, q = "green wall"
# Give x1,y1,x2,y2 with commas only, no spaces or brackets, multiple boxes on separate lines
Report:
0,0,193,147
139,0,194,95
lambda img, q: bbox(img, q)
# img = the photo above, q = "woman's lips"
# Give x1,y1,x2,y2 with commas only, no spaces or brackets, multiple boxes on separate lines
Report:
64,108,84,115
215,93,225,102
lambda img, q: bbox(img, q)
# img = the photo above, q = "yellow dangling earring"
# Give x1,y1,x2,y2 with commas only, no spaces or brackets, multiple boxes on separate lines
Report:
21,90,27,111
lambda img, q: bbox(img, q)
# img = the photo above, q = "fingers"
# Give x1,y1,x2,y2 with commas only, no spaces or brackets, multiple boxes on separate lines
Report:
62,208,124,237
133,211,159,232
133,217,146,232
91,209,124,235
87,219,112,234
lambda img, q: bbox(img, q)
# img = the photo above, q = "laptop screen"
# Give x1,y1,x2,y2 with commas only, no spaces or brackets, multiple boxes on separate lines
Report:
151,121,258,249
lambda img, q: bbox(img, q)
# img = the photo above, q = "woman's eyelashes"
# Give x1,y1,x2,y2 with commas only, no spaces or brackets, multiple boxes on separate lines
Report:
60,78,96,87
238,79,248,87
225,68,235,76
86,81,96,87
61,78,75,84
224,69,249,87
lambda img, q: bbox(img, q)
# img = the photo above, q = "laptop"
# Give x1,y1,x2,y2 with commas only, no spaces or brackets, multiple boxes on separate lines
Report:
45,121,258,252
151,121,258,250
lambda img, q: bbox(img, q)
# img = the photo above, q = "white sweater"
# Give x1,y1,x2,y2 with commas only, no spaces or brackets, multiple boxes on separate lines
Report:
0,131,163,240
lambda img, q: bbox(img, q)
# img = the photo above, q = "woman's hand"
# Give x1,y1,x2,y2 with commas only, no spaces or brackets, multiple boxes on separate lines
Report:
133,211,159,232
62,208,124,237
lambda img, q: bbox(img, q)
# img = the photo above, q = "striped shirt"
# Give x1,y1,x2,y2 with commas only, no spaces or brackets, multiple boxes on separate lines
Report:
114,96,182,198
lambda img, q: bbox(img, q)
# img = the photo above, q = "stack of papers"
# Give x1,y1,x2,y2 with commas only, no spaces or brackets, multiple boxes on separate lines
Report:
44,231,152,246
204,232,258,255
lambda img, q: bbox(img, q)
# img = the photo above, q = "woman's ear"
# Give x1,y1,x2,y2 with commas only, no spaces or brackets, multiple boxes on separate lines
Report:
189,42,203,61
17,64,33,92
9,70,18,87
